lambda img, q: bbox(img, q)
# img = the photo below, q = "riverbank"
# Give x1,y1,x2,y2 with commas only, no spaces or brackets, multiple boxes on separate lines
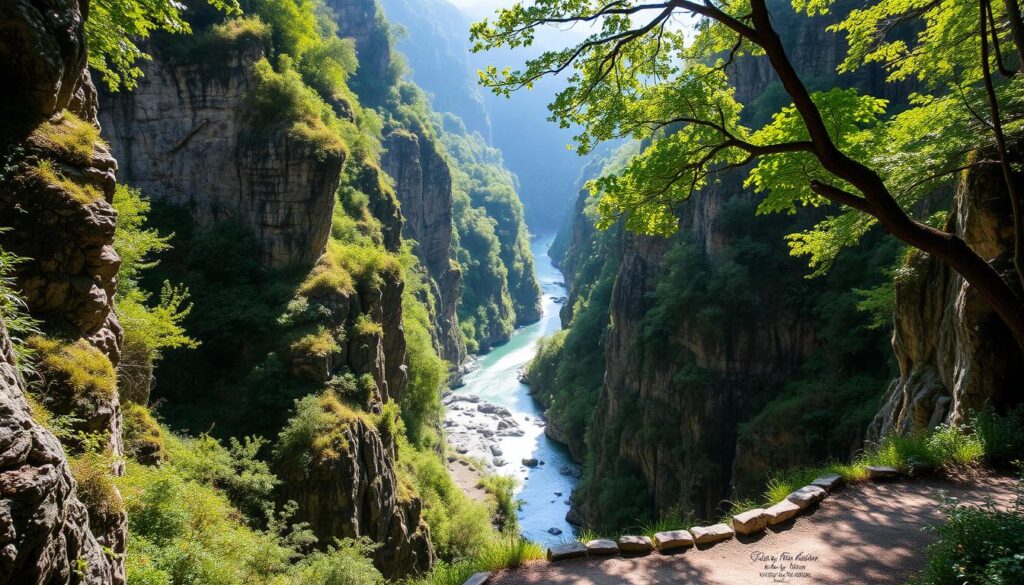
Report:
443,235,581,546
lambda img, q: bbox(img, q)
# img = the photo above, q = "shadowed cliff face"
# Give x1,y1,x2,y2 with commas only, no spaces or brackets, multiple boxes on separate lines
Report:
0,1,126,582
870,160,1024,440
98,42,344,270
565,0,909,528
382,130,466,366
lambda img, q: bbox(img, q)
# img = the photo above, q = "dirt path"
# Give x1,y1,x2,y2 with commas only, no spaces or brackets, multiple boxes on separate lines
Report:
491,475,1017,585
448,458,488,503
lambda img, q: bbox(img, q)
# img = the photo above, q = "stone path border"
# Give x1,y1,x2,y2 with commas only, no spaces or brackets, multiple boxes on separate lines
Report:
459,468,909,584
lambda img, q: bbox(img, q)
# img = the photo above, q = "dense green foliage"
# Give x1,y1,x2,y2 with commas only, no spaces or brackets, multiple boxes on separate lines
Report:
118,421,385,585
438,115,541,327
911,477,1024,585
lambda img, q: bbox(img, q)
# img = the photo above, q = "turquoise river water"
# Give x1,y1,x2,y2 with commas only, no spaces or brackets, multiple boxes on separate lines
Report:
445,234,579,546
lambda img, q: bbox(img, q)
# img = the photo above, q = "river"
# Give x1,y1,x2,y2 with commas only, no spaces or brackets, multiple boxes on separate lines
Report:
444,234,580,546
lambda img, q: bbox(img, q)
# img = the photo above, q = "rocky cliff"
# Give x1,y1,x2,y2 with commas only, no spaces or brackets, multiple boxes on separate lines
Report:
869,159,1024,439
0,0,126,581
0,320,118,584
382,130,466,366
98,39,343,270
277,412,433,579
93,21,436,576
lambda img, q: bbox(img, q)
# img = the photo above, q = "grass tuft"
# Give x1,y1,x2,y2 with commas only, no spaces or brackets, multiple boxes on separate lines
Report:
32,160,104,204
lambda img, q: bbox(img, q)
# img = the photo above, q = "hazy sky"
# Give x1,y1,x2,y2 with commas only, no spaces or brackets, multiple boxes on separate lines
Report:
445,0,509,18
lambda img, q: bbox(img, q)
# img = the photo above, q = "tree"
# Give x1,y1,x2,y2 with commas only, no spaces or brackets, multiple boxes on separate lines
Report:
470,0,1024,349
87,0,239,90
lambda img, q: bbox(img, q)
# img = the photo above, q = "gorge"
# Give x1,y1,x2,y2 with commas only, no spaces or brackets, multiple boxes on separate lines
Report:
1,0,1023,584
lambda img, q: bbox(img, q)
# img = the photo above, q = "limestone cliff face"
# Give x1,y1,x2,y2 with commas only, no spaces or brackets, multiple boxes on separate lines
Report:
98,41,344,269
0,0,125,582
869,161,1024,439
382,130,465,366
277,417,433,579
327,0,392,101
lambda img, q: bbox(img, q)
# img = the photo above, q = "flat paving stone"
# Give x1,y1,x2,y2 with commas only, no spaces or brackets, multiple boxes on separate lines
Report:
617,535,655,553
764,500,801,525
866,466,901,480
811,473,844,491
690,523,734,545
732,508,770,535
547,542,588,562
653,530,694,551
585,539,619,556
462,572,491,585
787,485,827,510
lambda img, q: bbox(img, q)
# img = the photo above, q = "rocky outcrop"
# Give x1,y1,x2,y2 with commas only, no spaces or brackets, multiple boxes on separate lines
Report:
0,113,122,363
0,320,118,584
327,0,392,102
97,41,344,269
868,161,1024,439
382,130,465,366
0,1,125,581
277,415,434,579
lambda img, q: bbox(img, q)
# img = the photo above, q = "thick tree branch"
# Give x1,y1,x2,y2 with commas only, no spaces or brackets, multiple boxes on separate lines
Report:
1000,0,1024,66
809,181,873,213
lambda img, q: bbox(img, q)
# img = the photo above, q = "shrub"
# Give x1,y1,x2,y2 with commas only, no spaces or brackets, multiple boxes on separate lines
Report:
69,452,124,517
123,403,168,464
290,327,340,358
910,476,1024,585
478,474,519,534
397,439,495,560
247,57,347,160
327,373,375,407
274,391,362,468
31,159,104,204
29,336,116,423
400,252,449,445
285,540,383,585
353,313,383,337
975,407,1024,465
164,432,278,525
413,538,543,585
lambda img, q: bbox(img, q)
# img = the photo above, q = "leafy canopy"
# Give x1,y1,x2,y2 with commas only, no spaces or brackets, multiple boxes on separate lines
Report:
470,0,1024,273
87,0,240,90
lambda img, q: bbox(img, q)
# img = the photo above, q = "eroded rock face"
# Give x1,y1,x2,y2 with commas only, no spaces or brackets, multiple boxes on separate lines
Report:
382,130,465,366
0,120,122,364
98,42,343,269
276,417,434,579
868,161,1024,440
0,321,117,584
0,3,126,581
0,0,89,137
576,176,819,524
